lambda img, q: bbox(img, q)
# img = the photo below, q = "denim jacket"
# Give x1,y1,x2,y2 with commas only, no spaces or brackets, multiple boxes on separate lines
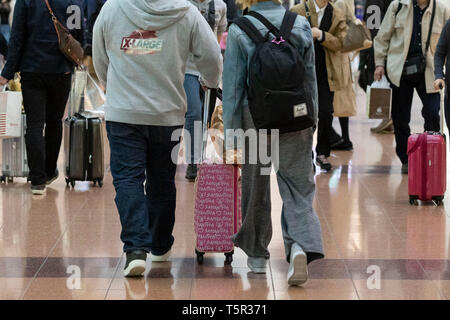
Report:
222,1,318,148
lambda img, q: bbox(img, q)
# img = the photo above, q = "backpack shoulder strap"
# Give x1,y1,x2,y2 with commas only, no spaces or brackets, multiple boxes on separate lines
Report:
279,11,297,40
247,11,281,38
234,16,265,44
425,0,436,54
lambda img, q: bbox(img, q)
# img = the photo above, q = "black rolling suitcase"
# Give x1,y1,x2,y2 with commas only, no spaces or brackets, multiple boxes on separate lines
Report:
64,112,104,188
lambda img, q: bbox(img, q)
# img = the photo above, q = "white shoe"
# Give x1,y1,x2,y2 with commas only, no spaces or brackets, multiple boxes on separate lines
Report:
247,257,267,274
287,243,308,286
123,259,146,277
151,250,171,262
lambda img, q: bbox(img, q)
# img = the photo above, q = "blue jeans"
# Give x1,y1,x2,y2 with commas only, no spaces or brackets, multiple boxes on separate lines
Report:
184,74,203,164
0,24,10,43
106,121,182,254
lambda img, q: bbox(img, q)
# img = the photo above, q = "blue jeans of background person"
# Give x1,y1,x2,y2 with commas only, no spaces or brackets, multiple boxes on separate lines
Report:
445,91,450,133
184,74,203,164
106,121,182,254
0,24,10,43
390,74,440,164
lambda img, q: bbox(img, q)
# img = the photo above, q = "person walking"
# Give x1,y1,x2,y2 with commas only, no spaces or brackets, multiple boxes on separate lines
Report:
434,18,450,131
93,0,222,277
291,0,347,171
184,0,227,181
329,0,358,151
0,0,85,195
374,0,450,174
223,0,324,286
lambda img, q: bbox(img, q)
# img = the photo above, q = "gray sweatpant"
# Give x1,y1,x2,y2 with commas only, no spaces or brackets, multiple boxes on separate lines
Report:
232,108,324,263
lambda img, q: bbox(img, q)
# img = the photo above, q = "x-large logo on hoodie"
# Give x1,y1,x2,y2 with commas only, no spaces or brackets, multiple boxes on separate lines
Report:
121,30,163,55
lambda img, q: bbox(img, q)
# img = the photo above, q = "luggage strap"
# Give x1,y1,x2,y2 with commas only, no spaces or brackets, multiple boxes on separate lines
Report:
407,132,428,198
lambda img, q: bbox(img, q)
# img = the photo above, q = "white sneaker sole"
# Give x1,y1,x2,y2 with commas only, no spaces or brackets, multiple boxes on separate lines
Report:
151,250,171,262
31,188,46,195
123,260,146,277
288,251,308,286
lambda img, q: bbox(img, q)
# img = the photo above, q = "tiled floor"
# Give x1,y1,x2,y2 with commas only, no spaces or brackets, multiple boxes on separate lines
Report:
1,87,450,300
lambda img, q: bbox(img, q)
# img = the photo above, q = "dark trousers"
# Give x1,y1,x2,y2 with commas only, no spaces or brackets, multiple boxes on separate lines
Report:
391,74,440,164
315,76,334,157
20,72,72,185
106,121,182,254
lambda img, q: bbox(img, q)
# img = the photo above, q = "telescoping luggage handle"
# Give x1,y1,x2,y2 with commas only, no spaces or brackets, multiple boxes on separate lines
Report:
200,88,222,163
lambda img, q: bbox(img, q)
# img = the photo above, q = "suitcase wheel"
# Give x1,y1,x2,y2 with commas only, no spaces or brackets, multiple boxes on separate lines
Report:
98,179,103,188
409,196,419,206
7,177,13,183
433,200,443,206
195,249,205,265
66,179,75,188
224,251,233,265
0,176,5,183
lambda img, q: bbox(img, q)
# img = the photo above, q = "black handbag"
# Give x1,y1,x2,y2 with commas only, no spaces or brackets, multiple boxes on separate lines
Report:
402,0,436,78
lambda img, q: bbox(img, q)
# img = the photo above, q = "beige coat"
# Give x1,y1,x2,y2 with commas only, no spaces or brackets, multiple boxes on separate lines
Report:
332,0,357,117
291,0,349,91
374,0,450,93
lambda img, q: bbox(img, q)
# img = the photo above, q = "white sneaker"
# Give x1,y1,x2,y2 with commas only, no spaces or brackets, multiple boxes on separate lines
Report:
247,257,267,274
287,243,308,286
123,250,147,277
151,250,171,262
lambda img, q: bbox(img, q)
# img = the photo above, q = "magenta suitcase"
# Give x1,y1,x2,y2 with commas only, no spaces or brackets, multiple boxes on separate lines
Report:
194,163,241,264
407,88,446,205
193,89,242,264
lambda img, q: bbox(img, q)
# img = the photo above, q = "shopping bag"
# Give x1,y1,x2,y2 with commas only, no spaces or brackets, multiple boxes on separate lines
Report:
68,68,87,117
367,75,392,119
341,20,372,53
0,87,23,138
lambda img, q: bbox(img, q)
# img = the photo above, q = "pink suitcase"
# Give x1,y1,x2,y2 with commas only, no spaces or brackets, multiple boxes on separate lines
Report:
193,89,242,264
407,88,446,205
194,163,241,264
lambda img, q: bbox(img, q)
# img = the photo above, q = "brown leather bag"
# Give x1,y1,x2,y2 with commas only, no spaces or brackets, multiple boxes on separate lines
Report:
341,20,372,53
43,0,84,66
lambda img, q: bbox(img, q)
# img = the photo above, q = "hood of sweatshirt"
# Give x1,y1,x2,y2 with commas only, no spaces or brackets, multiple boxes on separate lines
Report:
118,0,192,30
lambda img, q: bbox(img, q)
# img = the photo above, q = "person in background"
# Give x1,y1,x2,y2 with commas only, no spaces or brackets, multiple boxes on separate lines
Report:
93,0,222,277
374,0,450,174
223,0,324,286
0,0,11,43
434,18,450,132
329,0,358,151
0,0,84,195
184,0,227,181
360,0,394,133
292,0,347,171
224,0,242,25
84,0,106,82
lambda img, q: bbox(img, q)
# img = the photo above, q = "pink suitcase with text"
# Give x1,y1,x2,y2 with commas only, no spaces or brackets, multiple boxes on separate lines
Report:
193,89,241,264
407,88,446,205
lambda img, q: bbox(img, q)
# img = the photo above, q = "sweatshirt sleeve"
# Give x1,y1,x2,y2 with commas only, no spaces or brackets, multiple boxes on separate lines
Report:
1,0,27,80
374,1,397,68
92,9,108,85
189,8,223,88
434,20,449,80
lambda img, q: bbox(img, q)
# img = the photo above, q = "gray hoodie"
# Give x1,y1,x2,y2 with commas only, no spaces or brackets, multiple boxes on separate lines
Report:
93,0,223,126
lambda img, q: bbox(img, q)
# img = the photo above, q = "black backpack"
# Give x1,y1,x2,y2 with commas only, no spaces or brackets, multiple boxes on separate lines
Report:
234,11,314,134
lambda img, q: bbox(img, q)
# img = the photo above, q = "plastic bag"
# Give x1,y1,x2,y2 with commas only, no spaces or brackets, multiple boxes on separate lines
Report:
370,75,390,89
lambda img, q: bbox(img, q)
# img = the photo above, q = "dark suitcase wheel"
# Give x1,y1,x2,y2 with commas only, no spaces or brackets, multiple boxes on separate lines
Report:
93,180,97,186
26,177,31,183
7,177,13,183
70,180,75,188
98,179,103,188
0,176,5,183
433,200,443,206
195,249,204,265
224,253,233,265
